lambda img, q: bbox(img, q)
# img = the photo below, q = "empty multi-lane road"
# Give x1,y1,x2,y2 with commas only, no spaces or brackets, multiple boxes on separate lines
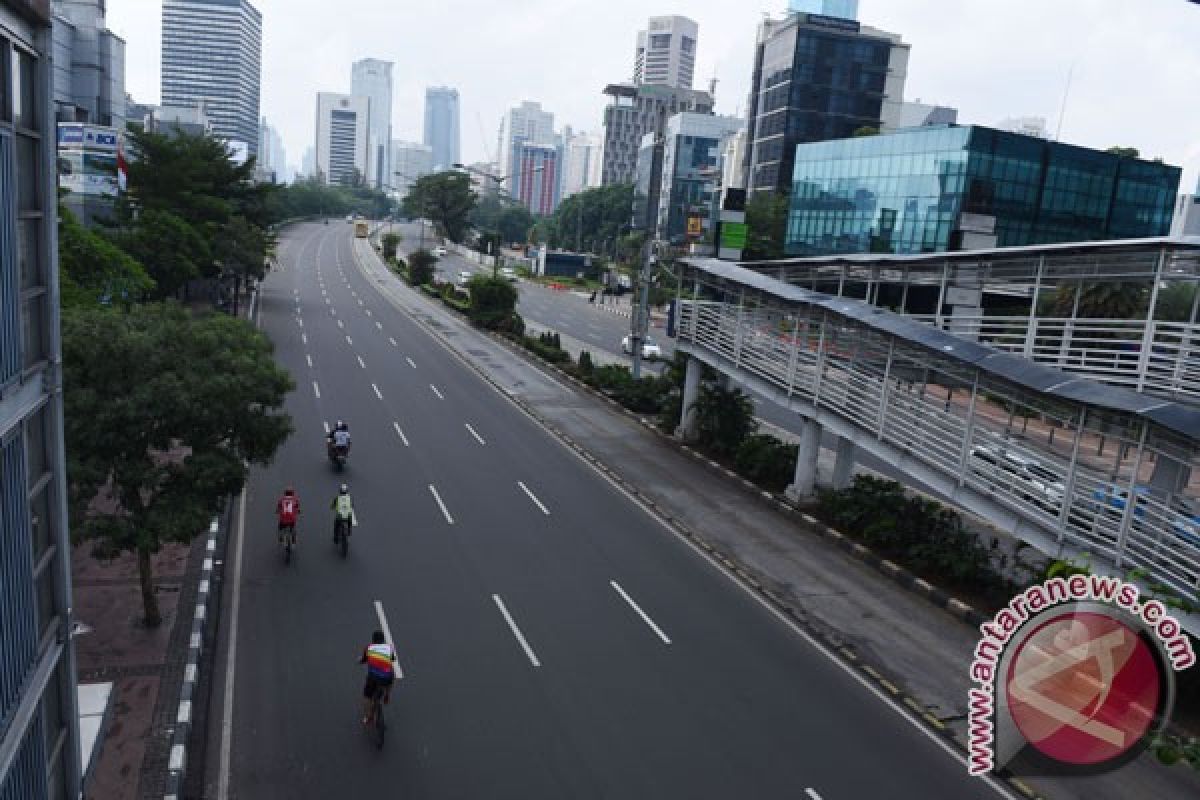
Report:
216,221,1011,799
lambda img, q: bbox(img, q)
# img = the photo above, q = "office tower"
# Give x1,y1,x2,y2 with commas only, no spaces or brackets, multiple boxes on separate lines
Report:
882,100,958,130
0,4,84,799
258,117,286,181
633,15,698,89
351,58,394,188
423,86,460,171
788,0,859,20
743,10,908,194
786,126,1180,256
315,92,370,186
498,101,555,183
995,116,1050,139
391,140,434,196
301,146,316,179
51,0,126,128
162,0,262,155
514,142,561,215
562,128,602,198
655,112,744,242
600,82,713,186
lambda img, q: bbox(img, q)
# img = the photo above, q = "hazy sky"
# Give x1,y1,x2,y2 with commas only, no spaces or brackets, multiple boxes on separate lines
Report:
106,0,1200,189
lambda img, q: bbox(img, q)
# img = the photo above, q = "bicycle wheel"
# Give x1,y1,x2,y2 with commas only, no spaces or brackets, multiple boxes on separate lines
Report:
283,538,291,565
338,523,349,558
373,697,385,748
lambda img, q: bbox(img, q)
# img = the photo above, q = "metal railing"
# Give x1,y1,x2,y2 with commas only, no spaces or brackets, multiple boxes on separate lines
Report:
676,260,1200,610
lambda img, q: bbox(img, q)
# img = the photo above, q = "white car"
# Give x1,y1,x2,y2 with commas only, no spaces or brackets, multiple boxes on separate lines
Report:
622,335,662,360
500,266,518,282
433,246,448,257
457,270,473,286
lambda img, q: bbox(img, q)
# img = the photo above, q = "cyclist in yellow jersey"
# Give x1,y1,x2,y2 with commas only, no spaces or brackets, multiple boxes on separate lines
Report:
331,483,355,541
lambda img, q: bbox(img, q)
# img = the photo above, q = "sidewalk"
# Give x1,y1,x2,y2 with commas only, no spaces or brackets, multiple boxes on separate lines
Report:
374,236,1200,800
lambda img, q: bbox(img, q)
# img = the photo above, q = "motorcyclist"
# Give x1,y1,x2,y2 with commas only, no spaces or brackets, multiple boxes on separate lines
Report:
327,420,351,461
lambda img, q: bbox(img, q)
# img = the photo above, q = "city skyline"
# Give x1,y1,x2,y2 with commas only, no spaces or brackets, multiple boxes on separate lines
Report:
106,0,1199,189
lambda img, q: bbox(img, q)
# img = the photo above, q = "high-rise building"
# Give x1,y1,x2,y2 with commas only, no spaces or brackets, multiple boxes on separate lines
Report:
513,142,561,215
743,11,908,195
633,15,698,89
162,0,262,155
258,117,286,182
301,145,316,179
655,112,744,242
785,126,1180,256
995,116,1050,139
315,92,369,186
498,101,555,184
51,0,126,128
423,86,460,171
1171,193,1200,237
720,128,748,190
882,100,957,130
600,82,714,186
561,127,602,198
788,0,859,20
391,140,433,196
0,4,83,799
351,58,394,188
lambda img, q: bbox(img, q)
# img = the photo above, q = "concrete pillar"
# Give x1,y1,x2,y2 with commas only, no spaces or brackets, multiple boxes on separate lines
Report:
676,356,703,441
786,417,821,501
830,436,857,490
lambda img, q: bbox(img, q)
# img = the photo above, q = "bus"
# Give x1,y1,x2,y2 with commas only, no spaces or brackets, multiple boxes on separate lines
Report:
354,220,369,238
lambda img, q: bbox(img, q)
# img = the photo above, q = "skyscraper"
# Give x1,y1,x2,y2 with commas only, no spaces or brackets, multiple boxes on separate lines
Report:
497,101,555,183
315,92,369,186
423,87,460,171
51,0,126,128
391,140,434,196
1,3,83,799
514,142,561,215
600,82,714,186
633,15,698,89
351,58,394,188
788,0,859,20
743,10,908,194
561,127,602,199
162,0,262,155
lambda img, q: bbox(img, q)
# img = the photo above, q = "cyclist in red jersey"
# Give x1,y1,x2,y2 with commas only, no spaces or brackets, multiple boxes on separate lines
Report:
276,487,300,545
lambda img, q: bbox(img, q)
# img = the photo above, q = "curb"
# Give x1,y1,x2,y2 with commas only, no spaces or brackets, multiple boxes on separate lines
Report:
163,516,220,800
354,238,1042,800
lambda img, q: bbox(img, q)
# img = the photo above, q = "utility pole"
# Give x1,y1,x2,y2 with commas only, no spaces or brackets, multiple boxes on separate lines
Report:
631,117,666,380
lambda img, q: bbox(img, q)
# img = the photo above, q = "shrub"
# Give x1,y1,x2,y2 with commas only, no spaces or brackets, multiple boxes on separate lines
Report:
408,249,436,287
467,275,518,330
576,350,594,378
734,434,798,492
381,232,401,260
613,376,664,414
691,384,757,457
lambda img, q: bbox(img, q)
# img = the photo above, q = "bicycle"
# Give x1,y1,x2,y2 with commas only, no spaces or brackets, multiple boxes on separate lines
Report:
367,685,386,748
333,516,351,558
280,524,297,565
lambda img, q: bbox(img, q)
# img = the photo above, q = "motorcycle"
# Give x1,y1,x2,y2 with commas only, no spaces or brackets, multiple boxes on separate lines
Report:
327,440,349,471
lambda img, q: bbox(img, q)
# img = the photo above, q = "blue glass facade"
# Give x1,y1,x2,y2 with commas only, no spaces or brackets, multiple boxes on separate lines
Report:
786,126,1181,256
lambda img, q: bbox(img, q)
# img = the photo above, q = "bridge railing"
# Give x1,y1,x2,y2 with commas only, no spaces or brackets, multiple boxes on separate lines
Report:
677,288,1200,602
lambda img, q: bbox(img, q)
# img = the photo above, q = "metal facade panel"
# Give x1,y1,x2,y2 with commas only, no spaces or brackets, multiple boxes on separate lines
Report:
0,133,20,386
0,716,47,800
0,435,35,734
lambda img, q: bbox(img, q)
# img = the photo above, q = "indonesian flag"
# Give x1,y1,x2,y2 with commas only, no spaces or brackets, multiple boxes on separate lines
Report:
117,146,128,192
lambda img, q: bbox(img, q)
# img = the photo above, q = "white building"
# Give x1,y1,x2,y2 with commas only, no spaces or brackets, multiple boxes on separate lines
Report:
882,100,958,131
1171,194,1200,238
561,127,602,199
634,15,698,89
720,128,748,190
258,117,286,181
351,58,394,188
315,92,370,186
995,116,1050,139
497,101,555,182
391,140,434,195
162,0,262,155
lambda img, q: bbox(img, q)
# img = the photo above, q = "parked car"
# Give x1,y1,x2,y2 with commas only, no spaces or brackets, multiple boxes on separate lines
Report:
621,335,662,360
970,444,1065,511
433,246,448,257
500,266,518,282
457,270,472,286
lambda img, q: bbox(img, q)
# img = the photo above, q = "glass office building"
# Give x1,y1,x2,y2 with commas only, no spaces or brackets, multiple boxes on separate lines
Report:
786,126,1181,256
1,3,83,799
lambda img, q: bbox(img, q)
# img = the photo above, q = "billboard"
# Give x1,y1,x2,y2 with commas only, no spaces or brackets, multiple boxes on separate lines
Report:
58,123,122,197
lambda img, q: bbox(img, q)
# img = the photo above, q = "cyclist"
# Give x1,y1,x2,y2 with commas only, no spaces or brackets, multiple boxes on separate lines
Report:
331,483,355,541
360,630,396,725
276,487,300,545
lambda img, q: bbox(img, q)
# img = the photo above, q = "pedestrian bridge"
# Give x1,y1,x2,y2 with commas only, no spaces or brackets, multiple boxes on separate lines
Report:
673,255,1200,625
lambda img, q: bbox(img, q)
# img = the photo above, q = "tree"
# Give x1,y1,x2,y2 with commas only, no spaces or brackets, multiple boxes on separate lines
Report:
63,304,294,626
691,384,758,457
109,209,212,300
852,126,880,137
1106,146,1141,159
466,274,519,331
545,184,635,253
403,171,476,243
1051,281,1148,319
381,232,402,260
57,206,154,308
215,215,274,314
407,249,437,286
743,191,789,261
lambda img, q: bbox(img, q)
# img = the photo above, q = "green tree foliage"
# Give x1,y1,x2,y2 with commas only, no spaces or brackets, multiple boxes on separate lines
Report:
691,383,758,456
1106,146,1141,158
108,209,212,300
58,206,154,308
743,191,789,261
466,274,520,331
469,195,536,245
545,184,635,254
381,232,401,260
407,249,437,286
1051,281,1148,320
63,304,294,625
1155,283,1198,322
852,126,881,137
402,171,477,243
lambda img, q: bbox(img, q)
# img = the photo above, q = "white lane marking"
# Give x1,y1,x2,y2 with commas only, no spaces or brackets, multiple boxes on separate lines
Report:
312,381,321,399
372,383,383,400
372,600,404,679
611,581,671,645
358,299,364,306
517,481,550,516
365,309,373,317
301,333,307,345
325,298,331,305
389,337,398,347
346,335,353,345
430,384,444,400
306,354,313,368
406,357,416,369
493,595,541,668
297,318,303,328
429,484,454,524
393,422,409,447
375,321,383,330
323,420,331,434
465,423,486,446
217,490,248,798
330,308,336,316
805,790,823,800
357,355,366,369
337,319,345,329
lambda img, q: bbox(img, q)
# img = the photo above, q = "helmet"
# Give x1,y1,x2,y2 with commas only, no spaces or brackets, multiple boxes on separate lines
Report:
335,419,343,430
339,484,349,494
372,630,386,645
284,486,295,496
338,421,348,431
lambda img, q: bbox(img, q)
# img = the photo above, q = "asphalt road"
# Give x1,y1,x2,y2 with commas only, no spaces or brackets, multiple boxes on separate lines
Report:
223,220,1011,799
